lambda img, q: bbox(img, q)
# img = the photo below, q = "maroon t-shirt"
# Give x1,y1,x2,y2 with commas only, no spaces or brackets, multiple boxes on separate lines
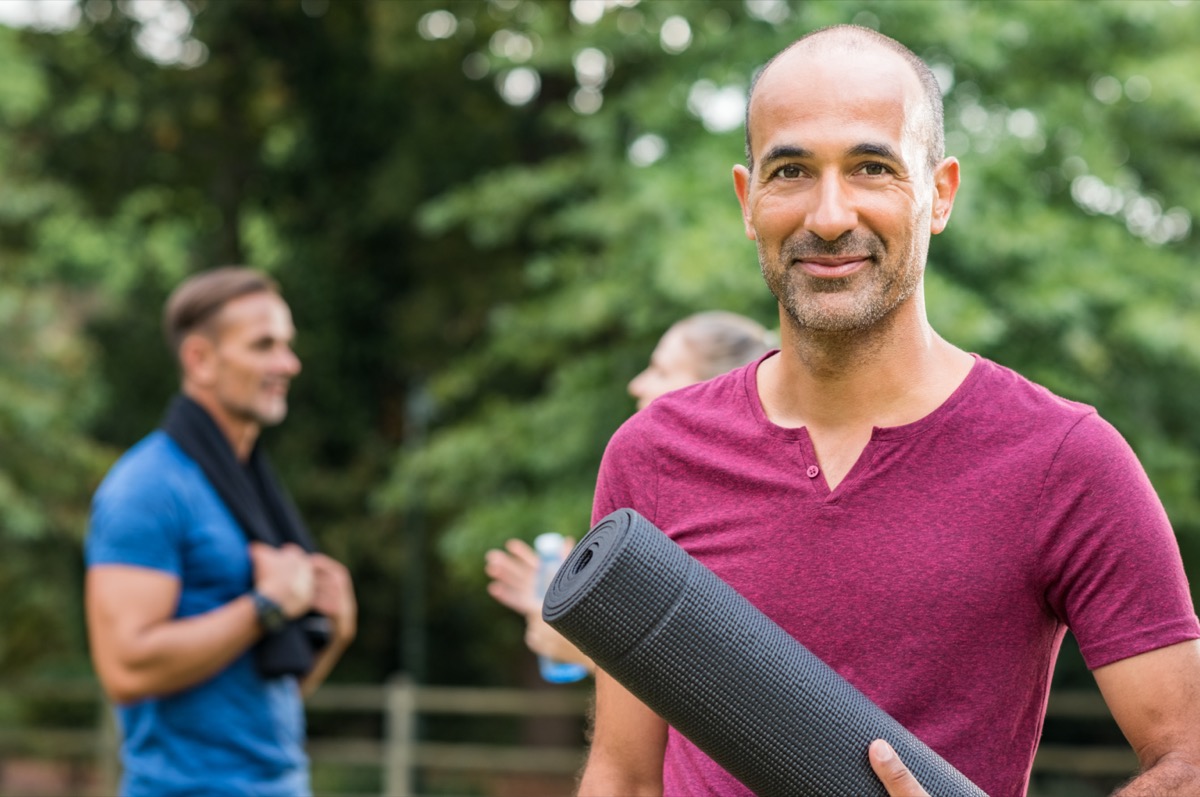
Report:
593,352,1199,797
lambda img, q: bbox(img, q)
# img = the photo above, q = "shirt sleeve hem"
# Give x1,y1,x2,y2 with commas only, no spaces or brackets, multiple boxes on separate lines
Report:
1081,616,1200,670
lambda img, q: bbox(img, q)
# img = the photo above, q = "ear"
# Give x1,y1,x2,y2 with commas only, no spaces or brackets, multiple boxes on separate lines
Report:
929,157,960,235
179,332,218,387
732,165,757,240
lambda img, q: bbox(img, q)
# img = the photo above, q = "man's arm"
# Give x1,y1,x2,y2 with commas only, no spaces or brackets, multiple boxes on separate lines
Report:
86,565,262,703
86,542,314,704
299,553,357,697
1097,639,1200,796
865,640,1200,797
577,669,668,797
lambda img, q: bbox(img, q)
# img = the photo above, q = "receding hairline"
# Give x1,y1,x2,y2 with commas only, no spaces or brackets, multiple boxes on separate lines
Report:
743,25,945,172
162,266,282,361
669,310,777,380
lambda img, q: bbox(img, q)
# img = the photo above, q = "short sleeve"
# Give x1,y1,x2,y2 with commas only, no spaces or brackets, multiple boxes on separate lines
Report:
591,414,661,526
86,462,187,578
1037,413,1200,669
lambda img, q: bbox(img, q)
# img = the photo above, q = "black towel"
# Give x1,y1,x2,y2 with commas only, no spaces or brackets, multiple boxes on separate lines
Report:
543,508,988,797
161,394,329,678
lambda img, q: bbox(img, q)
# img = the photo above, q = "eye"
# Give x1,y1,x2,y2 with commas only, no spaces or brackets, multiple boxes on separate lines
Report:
768,163,806,180
859,162,891,176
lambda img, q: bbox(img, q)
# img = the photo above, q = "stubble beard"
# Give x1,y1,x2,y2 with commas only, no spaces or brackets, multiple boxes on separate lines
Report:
222,391,289,429
758,233,921,337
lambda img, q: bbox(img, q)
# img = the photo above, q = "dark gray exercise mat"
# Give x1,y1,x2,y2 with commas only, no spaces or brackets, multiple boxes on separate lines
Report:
542,507,987,797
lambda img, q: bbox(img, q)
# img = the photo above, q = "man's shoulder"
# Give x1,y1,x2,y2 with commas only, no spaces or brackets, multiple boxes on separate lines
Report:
969,356,1098,426
97,430,200,502
616,363,756,439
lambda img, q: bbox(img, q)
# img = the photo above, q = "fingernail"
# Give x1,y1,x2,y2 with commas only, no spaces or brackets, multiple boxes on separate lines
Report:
874,740,893,762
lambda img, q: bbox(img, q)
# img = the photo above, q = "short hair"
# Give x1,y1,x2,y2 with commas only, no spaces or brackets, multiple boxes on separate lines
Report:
744,25,945,173
163,266,280,360
673,311,777,380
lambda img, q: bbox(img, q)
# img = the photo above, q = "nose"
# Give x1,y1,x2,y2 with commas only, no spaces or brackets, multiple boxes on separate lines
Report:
628,371,646,400
280,347,301,376
805,173,858,241
628,369,651,407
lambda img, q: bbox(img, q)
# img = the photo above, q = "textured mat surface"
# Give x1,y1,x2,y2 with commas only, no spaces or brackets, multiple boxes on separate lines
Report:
543,508,987,797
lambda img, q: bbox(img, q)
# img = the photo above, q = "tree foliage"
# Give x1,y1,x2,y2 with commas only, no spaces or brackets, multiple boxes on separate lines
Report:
0,0,1197,693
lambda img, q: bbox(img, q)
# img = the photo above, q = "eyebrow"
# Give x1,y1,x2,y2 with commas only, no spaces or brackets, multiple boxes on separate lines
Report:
847,142,903,163
758,142,904,166
759,145,813,166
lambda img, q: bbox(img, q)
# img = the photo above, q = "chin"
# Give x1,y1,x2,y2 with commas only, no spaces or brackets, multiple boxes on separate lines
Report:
256,403,289,427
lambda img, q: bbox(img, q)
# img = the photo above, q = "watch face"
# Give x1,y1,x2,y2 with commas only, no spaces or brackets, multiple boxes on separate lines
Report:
254,593,287,634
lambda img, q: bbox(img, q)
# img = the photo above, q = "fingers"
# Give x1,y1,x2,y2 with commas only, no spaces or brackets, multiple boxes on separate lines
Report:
486,580,537,615
503,538,539,566
310,555,357,644
484,539,542,615
485,544,538,586
250,543,315,618
868,740,930,797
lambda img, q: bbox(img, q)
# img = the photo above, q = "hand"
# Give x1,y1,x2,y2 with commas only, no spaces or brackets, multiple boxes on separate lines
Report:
869,739,930,797
524,613,594,670
250,542,314,619
309,553,357,647
484,538,542,616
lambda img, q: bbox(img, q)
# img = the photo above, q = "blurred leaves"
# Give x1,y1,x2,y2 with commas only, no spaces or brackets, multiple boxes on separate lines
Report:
0,0,1197,688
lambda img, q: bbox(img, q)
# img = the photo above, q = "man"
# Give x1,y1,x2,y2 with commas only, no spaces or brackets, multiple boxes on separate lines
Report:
578,25,1200,797
85,267,357,797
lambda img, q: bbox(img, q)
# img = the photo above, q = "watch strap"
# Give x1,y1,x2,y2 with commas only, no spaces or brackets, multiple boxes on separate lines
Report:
250,590,287,634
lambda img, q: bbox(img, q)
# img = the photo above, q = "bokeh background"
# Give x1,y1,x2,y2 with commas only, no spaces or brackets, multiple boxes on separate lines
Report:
0,0,1197,794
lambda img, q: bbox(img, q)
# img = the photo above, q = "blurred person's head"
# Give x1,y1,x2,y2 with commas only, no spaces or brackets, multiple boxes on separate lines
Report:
628,311,776,410
165,267,301,434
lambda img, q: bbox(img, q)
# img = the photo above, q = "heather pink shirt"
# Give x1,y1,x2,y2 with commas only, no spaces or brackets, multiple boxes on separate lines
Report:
593,353,1199,797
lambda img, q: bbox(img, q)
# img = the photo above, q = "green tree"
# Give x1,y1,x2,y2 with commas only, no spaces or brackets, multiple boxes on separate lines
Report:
377,0,1200,684
0,0,1197,704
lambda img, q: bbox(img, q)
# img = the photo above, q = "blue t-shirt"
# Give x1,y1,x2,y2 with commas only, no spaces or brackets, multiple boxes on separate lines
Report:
86,431,310,797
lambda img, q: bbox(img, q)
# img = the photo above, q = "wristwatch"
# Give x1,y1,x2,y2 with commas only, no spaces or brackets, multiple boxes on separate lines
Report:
250,590,287,634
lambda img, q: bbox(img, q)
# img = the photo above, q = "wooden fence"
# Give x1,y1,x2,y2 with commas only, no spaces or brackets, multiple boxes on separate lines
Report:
0,678,1134,796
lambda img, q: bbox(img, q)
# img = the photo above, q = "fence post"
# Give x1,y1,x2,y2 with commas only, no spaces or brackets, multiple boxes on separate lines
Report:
94,697,119,796
383,673,417,797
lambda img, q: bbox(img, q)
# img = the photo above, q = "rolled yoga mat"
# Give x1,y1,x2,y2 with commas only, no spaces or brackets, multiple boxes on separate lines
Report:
542,508,987,797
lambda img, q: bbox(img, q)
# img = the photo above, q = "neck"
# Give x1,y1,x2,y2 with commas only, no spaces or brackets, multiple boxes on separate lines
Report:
760,299,970,432
181,386,260,463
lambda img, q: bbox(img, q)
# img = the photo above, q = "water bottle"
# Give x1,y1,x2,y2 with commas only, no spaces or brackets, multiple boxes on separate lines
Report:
534,532,589,683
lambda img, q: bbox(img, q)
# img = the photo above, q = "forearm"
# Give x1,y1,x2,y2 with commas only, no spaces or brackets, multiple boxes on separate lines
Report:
578,756,663,797
577,670,667,796
98,595,261,703
1113,755,1200,797
300,637,351,698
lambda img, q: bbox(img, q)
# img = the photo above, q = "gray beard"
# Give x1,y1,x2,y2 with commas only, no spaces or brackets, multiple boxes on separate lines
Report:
757,233,917,335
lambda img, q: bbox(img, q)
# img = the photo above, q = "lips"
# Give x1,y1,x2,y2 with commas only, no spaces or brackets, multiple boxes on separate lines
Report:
795,256,871,278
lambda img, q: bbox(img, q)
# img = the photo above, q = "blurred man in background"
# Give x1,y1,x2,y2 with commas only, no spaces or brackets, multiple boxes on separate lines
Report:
85,267,357,797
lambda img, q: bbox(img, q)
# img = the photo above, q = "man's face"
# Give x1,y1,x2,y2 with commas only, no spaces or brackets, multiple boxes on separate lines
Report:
203,292,301,428
733,45,957,335
628,326,705,410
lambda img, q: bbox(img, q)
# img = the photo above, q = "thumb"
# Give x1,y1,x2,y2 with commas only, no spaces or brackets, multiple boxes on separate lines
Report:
868,739,929,797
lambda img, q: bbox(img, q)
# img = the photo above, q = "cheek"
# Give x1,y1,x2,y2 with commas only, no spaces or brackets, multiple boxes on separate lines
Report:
754,200,800,235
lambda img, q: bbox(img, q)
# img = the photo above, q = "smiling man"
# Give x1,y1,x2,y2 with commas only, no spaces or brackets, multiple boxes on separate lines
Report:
578,25,1200,797
85,267,357,797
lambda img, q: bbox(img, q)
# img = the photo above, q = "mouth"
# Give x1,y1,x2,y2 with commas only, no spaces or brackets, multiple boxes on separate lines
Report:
794,255,872,279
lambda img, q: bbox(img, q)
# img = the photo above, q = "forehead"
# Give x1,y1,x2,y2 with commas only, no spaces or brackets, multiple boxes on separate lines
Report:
212,292,293,339
652,326,696,367
748,44,925,162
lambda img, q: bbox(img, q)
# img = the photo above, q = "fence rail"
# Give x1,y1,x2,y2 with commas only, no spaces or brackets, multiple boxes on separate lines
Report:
0,678,1131,796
